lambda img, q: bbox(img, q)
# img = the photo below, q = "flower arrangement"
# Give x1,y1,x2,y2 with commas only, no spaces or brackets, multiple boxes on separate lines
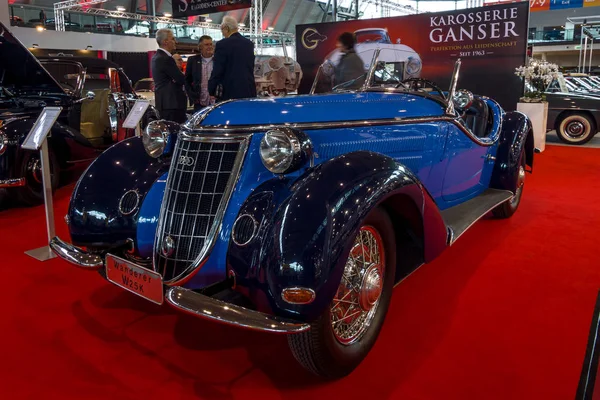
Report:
515,59,560,102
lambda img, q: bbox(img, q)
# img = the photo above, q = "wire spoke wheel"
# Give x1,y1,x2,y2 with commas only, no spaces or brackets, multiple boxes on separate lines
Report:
287,207,395,379
331,226,385,345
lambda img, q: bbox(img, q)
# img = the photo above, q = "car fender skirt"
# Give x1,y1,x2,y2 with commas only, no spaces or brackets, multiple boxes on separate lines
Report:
490,111,533,192
165,287,311,333
226,151,442,322
68,137,171,251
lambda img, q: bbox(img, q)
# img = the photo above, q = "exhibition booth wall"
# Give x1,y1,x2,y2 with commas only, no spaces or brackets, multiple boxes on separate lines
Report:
297,2,529,111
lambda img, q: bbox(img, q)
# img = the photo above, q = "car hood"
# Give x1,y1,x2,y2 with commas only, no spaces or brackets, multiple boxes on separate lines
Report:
0,22,66,95
190,92,446,128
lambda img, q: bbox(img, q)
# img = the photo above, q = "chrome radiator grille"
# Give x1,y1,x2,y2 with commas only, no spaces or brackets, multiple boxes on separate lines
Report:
154,136,246,283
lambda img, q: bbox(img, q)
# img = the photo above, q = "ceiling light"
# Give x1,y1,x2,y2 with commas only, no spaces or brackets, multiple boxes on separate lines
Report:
116,6,126,11
206,18,212,22
268,26,274,31
239,23,245,27
36,25,44,32
164,12,172,17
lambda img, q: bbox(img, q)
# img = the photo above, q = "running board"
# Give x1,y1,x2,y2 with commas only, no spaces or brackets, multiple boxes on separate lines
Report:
441,189,513,245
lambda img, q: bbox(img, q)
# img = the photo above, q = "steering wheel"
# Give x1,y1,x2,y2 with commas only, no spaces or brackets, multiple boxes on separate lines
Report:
397,78,446,100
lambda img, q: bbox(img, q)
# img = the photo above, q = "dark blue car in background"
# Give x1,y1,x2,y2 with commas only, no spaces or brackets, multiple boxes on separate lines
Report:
51,56,534,379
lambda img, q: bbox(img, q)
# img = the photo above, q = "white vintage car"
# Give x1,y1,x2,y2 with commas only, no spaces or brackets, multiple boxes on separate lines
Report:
323,28,422,83
133,78,155,106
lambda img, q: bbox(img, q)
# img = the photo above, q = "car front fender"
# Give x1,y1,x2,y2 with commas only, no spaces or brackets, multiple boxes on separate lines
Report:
68,136,171,250
226,151,439,322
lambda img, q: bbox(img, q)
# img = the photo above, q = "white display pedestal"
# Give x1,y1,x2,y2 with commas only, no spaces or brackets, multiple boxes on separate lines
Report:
517,101,548,152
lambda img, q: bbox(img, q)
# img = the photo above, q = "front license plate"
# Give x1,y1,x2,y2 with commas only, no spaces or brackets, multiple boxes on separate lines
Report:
105,254,163,305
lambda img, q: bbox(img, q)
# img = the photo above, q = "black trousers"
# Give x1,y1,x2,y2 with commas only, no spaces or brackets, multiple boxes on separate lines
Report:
159,108,187,124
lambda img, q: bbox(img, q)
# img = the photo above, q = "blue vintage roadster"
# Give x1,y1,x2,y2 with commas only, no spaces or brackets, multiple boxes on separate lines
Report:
51,56,534,379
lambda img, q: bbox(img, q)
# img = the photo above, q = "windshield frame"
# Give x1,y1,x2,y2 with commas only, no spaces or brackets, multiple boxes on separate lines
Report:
39,60,86,98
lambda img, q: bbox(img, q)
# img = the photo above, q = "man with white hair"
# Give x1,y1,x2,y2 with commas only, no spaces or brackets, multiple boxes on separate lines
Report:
151,28,187,123
208,16,257,101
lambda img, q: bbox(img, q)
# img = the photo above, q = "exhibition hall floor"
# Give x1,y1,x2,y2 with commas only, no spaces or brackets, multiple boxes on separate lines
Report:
1,144,599,400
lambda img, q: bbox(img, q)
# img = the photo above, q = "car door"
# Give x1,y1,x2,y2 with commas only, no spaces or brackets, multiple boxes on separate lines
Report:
440,122,489,203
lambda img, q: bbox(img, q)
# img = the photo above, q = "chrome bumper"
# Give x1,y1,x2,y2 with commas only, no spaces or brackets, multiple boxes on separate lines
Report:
0,178,25,188
166,287,310,333
50,236,311,334
49,236,103,269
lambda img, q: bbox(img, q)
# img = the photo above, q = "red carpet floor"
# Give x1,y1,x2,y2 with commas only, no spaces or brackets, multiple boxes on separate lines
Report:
1,144,600,400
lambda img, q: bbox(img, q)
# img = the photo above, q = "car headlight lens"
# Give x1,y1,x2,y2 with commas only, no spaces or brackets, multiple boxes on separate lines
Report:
260,128,312,174
406,56,422,76
143,120,169,158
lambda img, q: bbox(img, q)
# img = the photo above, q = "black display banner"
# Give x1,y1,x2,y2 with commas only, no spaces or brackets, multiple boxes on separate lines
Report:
296,1,529,111
172,0,251,18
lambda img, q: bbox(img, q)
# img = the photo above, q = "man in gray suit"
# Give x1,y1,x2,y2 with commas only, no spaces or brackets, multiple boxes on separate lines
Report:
151,29,187,123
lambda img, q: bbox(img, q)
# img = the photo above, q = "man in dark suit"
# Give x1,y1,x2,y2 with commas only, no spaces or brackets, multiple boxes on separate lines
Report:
208,16,257,101
185,35,215,112
151,28,187,123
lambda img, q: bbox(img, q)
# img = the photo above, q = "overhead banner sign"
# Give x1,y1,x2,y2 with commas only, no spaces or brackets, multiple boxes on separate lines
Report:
296,2,529,111
485,0,600,11
172,0,251,18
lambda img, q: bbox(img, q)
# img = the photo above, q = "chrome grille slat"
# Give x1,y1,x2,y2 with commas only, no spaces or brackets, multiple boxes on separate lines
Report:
188,143,226,261
154,136,248,283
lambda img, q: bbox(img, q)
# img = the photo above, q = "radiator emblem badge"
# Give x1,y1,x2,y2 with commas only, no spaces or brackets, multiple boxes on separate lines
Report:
162,235,175,257
178,155,194,166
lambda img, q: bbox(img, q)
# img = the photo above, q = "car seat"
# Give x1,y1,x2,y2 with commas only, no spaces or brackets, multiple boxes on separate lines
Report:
463,98,490,138
79,88,111,146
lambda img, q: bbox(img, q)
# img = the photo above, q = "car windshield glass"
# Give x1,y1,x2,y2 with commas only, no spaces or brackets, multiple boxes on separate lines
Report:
82,71,133,93
134,80,154,91
356,32,388,43
373,62,404,85
42,62,82,93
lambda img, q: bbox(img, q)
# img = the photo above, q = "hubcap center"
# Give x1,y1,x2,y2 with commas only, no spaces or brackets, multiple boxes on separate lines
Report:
567,121,585,136
359,265,383,311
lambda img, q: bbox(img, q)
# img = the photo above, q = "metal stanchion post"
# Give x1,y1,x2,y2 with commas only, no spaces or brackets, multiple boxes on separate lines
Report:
25,139,57,261
22,106,63,261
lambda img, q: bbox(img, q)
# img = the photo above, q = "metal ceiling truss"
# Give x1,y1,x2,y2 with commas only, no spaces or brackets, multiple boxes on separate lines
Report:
359,0,415,14
320,0,415,23
249,0,264,50
52,0,293,40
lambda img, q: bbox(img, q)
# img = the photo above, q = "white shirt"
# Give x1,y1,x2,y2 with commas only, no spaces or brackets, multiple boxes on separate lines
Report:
158,48,172,58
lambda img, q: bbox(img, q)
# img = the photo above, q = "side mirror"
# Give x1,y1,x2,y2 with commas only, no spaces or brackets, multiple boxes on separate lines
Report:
453,89,474,111
74,91,96,104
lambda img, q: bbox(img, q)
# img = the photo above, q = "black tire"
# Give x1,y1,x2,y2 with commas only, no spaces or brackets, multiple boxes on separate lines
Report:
556,113,596,145
14,149,60,206
492,151,526,219
287,207,396,379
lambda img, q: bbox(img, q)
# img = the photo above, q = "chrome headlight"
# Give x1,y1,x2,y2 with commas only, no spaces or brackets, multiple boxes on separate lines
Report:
0,133,7,156
260,128,312,174
143,120,170,158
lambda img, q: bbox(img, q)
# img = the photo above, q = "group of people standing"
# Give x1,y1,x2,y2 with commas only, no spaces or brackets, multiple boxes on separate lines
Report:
150,16,257,123
151,21,366,123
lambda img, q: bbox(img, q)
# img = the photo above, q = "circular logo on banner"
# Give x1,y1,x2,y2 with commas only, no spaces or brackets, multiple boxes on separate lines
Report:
178,0,188,12
301,28,328,50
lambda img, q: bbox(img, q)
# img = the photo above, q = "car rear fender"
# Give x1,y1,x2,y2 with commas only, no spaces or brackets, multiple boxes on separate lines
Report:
226,151,447,322
490,111,533,193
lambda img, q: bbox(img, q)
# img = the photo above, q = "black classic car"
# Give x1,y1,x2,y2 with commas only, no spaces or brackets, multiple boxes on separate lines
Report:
0,22,158,205
543,75,600,145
